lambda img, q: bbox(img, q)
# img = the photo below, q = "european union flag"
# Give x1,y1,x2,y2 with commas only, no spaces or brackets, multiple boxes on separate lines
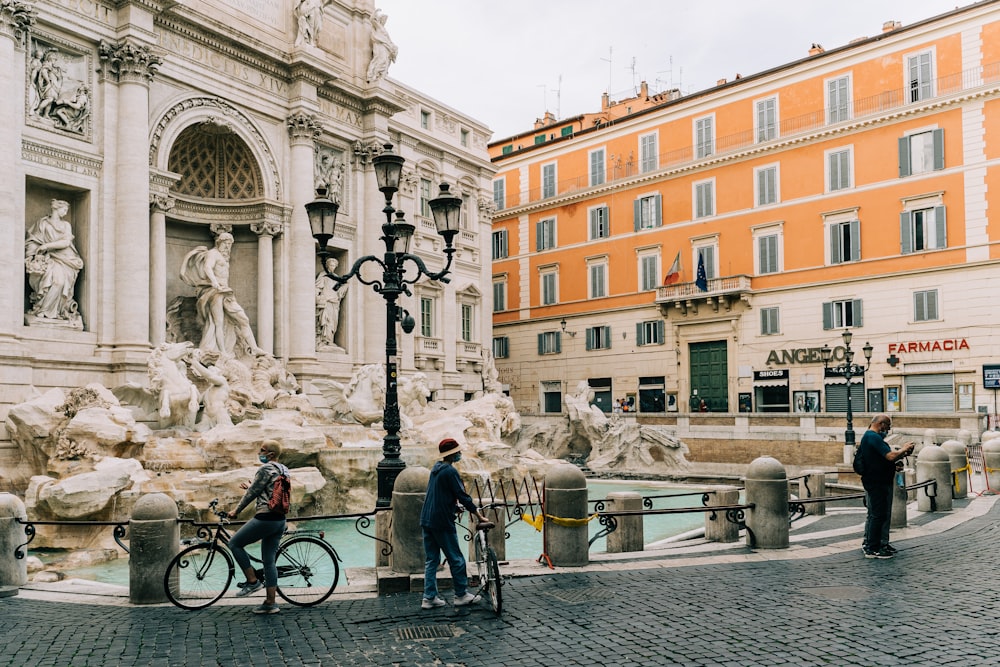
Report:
695,253,708,291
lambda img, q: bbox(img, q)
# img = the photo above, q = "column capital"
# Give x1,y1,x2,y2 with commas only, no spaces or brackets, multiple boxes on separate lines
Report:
251,220,283,237
287,112,321,143
99,39,161,84
149,193,175,213
0,0,35,49
352,139,383,166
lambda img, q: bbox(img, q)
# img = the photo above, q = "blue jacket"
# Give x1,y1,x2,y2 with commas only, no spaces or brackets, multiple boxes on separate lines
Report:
420,461,477,531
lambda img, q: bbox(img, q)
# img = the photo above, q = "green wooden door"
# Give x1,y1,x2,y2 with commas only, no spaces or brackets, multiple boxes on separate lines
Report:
690,341,728,412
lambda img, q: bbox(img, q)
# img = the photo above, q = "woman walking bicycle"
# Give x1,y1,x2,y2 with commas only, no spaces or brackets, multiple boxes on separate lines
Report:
226,439,289,614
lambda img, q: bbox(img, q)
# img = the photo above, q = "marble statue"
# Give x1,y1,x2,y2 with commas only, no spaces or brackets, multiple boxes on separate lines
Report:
112,342,200,430
398,372,430,418
482,349,502,394
366,9,397,83
24,199,84,328
52,84,90,132
315,257,345,350
188,350,233,430
314,148,344,203
31,48,64,119
313,363,386,425
180,232,265,359
294,0,331,47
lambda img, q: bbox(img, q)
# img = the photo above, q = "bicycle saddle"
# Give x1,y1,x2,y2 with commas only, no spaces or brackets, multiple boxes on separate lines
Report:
476,521,496,530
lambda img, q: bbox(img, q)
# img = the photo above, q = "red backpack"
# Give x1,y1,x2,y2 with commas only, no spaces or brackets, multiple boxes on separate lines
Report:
265,463,291,515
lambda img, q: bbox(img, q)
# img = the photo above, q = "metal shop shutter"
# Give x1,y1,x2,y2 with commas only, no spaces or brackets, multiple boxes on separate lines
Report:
825,382,865,413
904,374,954,412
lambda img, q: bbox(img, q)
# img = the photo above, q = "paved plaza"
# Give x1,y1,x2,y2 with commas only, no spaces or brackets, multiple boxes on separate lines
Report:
3,496,999,667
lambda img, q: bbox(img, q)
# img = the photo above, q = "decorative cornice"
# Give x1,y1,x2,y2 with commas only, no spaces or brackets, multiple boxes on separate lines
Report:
287,111,321,143
168,199,285,227
0,0,36,48
22,139,102,176
99,39,162,84
352,138,382,165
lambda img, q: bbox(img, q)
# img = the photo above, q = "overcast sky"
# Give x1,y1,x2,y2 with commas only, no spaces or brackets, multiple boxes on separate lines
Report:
376,0,969,140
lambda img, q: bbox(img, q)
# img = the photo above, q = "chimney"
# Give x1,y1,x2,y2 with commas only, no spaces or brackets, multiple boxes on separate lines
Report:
882,20,902,33
717,78,727,86
809,43,824,55
601,91,610,111
640,81,649,99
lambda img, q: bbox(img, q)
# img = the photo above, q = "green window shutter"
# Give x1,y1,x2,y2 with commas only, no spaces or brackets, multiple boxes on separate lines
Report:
928,290,938,319
934,206,946,249
656,320,664,343
636,322,644,345
633,199,641,232
898,137,911,177
654,194,662,227
535,221,542,251
900,211,912,254
537,333,544,355
585,327,594,351
932,129,945,171
849,220,861,261
603,326,612,349
822,302,833,330
853,299,863,327
555,332,561,353
829,225,840,264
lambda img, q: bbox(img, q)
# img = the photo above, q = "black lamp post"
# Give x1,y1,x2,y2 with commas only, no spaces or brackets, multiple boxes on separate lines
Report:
821,329,874,464
307,143,462,508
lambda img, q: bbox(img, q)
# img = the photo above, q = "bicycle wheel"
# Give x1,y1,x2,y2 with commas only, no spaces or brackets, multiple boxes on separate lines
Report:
484,546,502,615
164,543,235,610
275,536,340,606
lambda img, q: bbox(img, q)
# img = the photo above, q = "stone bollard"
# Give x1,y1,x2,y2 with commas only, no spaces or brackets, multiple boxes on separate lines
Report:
800,470,827,516
543,464,588,566
0,493,28,596
940,440,968,499
905,468,917,502
958,429,973,447
744,456,789,549
704,486,740,543
468,504,506,562
389,466,430,575
983,439,1000,492
890,469,909,529
129,493,179,604
921,429,937,456
916,445,952,512
605,492,643,554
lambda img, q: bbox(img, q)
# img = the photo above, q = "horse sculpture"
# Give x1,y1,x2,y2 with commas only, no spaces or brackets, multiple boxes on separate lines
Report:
113,342,200,429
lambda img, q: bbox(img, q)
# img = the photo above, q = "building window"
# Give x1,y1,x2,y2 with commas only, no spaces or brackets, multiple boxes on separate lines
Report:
828,220,860,264
491,229,508,259
827,148,852,191
541,380,562,413
827,75,851,123
537,331,561,355
588,260,608,298
899,129,944,177
757,233,780,274
636,320,665,346
420,297,434,337
823,298,863,329
695,244,717,280
420,109,431,129
695,116,714,158
638,252,659,291
461,303,473,342
492,279,506,312
640,133,658,173
914,289,939,321
633,194,662,230
694,180,714,219
589,148,606,186
542,163,556,198
589,205,610,240
419,178,432,218
901,206,946,253
460,128,469,147
638,376,666,412
492,336,509,359
540,270,558,305
586,325,612,351
907,51,934,103
492,178,505,211
755,97,777,142
755,165,778,206
536,217,556,251
760,306,780,335
460,194,471,229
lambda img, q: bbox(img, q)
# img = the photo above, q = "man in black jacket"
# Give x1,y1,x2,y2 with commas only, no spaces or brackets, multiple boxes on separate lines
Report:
859,415,914,559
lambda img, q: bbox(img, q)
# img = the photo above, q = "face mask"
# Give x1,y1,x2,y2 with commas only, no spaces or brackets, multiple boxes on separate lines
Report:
258,454,270,464
879,428,891,437
453,453,462,462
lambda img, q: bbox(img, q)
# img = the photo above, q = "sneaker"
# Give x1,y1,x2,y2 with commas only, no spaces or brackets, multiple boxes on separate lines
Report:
863,549,878,559
236,580,264,597
874,548,895,559
251,602,279,614
421,596,446,610
453,592,481,607
884,544,898,554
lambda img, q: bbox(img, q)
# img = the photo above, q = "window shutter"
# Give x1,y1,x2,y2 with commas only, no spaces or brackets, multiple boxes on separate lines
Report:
829,225,840,264
585,327,594,351
555,332,561,353
852,299,863,326
822,302,833,330
760,309,769,334
914,292,925,321
590,209,598,239
633,199,641,232
636,323,644,345
928,290,938,319
537,333,544,355
934,206,946,249
900,211,912,254
849,220,861,261
654,194,662,227
932,128,944,171
535,221,543,251
603,326,612,349
898,137,911,177
656,320,664,343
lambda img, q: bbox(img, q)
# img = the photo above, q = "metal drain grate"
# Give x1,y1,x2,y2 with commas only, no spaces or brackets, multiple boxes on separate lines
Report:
545,587,614,604
801,586,871,600
395,624,457,641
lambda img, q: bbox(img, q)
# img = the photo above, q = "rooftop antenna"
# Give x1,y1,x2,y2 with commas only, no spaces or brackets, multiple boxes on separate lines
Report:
627,56,638,94
600,46,613,94
554,74,562,119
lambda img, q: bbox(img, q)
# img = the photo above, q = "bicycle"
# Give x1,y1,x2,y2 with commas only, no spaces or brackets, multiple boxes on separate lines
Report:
164,499,340,610
470,503,504,615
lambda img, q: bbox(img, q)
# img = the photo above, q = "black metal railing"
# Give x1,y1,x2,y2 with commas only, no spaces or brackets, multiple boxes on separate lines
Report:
14,519,130,559
788,478,938,522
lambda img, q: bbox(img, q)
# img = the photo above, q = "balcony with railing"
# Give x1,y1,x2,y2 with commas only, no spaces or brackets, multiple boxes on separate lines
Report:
506,61,1000,208
655,275,753,316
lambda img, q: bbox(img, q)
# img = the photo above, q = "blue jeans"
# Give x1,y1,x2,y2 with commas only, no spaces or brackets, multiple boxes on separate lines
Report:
422,526,468,599
228,517,285,587
863,480,893,552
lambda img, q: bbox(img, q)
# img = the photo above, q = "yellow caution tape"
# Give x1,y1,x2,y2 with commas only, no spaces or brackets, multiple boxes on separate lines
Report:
521,513,543,532
520,512,599,531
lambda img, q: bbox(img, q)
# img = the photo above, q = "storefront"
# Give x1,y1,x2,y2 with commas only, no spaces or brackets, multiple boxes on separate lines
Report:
753,369,790,412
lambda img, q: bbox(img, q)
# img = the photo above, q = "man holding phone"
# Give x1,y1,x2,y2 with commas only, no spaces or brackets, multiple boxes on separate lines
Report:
859,415,914,559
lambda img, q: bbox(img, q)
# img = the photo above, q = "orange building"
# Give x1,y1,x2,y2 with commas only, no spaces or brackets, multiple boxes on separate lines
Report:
489,2,1000,422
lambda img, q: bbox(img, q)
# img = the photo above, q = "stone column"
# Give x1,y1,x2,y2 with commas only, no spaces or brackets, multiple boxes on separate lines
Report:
543,464,588,566
148,193,174,346
744,456,789,549
0,493,28,595
129,493,178,604
704,485,740,543
286,112,321,367
0,1,34,340
388,466,429,575
801,470,827,516
916,445,952,512
251,220,282,355
605,491,643,554
940,440,969,499
99,39,161,352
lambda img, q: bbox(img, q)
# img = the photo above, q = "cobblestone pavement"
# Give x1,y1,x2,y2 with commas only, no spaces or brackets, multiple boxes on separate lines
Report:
3,499,999,667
